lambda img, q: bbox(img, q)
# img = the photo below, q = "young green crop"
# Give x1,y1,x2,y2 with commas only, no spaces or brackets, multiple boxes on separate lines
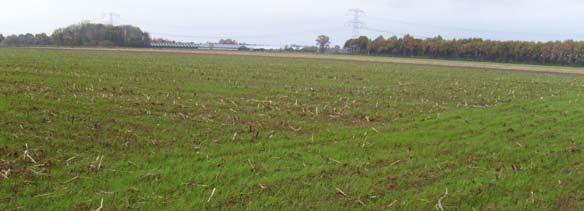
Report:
1,48,584,210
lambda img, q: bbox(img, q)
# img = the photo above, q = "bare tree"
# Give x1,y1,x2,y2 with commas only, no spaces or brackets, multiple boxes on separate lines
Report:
316,35,331,53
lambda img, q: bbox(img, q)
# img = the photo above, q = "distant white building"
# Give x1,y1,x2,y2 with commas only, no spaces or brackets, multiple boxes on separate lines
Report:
151,41,281,51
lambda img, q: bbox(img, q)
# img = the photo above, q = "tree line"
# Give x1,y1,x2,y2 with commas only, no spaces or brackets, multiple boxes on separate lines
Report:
345,35,584,66
0,22,151,47
0,33,51,46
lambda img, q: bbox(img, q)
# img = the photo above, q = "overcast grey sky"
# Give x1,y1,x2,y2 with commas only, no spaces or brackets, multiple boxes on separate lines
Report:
2,0,584,46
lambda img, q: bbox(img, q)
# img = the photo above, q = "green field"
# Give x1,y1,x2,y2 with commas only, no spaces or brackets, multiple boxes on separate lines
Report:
1,48,584,210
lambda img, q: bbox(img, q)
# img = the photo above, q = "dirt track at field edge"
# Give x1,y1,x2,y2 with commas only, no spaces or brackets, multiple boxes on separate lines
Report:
21,46,584,76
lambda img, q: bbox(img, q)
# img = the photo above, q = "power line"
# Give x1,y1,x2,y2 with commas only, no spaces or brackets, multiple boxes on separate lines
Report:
345,9,433,39
133,19,347,45
148,26,345,46
347,8,365,38
148,32,227,39
149,29,335,40
102,12,120,25
362,14,584,40
364,15,492,33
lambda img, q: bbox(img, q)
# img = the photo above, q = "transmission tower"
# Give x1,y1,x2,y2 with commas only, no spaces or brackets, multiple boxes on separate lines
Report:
102,12,120,25
347,8,365,38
